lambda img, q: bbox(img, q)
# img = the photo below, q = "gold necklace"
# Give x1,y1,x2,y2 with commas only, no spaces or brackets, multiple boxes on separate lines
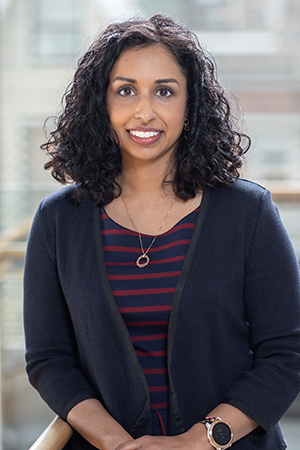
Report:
121,195,176,268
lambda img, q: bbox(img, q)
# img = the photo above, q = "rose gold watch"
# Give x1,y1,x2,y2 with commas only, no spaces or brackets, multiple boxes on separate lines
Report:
199,416,233,449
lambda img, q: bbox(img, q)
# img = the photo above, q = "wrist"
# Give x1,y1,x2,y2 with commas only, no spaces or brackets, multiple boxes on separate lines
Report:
186,423,213,450
102,431,134,450
198,416,233,450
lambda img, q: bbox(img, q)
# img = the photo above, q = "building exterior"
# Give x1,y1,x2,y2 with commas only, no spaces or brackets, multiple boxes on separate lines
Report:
0,1,300,449
1,0,300,250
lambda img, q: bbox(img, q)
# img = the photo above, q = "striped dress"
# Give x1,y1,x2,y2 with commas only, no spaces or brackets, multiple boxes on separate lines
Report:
100,206,199,435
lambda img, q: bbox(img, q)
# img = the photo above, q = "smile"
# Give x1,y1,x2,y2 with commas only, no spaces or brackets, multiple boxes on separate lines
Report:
130,130,160,138
128,129,162,145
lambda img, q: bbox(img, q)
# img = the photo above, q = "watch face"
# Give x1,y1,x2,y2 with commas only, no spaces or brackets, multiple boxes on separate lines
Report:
212,422,231,445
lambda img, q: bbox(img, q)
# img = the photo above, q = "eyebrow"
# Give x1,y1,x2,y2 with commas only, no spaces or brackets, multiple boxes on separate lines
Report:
111,76,137,84
155,78,179,85
111,76,179,85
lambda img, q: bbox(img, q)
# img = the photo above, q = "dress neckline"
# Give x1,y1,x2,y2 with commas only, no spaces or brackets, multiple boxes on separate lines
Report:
101,205,200,238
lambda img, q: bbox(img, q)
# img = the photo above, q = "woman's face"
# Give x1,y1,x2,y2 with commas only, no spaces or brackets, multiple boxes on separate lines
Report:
106,45,187,168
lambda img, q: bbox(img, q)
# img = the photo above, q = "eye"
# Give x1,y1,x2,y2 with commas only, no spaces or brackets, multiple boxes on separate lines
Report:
156,88,173,98
118,87,135,97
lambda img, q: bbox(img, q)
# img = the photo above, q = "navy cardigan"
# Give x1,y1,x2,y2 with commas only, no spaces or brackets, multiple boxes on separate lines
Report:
23,179,300,450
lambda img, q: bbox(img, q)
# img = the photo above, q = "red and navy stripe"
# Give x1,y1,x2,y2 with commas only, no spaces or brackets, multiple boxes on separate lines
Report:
100,207,199,420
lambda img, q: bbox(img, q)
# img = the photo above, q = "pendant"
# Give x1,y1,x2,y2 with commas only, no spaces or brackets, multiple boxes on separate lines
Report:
136,254,150,268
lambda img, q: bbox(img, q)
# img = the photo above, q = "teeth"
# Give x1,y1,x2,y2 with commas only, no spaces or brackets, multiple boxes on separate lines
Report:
130,130,160,138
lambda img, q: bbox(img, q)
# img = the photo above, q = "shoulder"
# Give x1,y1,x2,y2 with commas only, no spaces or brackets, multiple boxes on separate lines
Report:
206,179,295,266
218,178,268,198
33,185,95,237
39,185,93,216
40,185,78,210
207,178,279,237
210,178,271,211
230,178,268,197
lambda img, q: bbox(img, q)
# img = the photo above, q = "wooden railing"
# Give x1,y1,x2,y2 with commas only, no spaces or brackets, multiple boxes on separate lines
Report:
29,417,74,450
259,180,300,202
0,216,32,246
0,216,32,278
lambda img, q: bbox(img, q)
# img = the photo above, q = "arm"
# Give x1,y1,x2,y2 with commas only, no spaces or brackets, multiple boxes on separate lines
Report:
223,189,300,433
24,200,138,449
66,399,134,450
24,203,98,417
114,404,257,450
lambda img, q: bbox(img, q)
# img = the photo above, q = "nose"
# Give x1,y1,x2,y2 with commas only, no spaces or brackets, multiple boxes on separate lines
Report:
134,95,156,123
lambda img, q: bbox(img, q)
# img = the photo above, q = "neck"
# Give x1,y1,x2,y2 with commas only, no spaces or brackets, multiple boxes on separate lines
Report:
118,159,175,200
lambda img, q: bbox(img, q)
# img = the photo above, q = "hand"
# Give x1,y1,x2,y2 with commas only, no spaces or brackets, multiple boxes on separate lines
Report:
115,423,211,450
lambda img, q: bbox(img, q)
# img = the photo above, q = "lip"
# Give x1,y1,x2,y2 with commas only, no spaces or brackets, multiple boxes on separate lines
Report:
127,128,163,146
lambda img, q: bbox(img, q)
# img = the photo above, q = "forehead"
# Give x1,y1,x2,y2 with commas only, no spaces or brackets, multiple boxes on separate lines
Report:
110,44,186,81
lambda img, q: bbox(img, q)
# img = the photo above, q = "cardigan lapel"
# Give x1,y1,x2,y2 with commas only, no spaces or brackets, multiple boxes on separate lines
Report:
167,189,211,433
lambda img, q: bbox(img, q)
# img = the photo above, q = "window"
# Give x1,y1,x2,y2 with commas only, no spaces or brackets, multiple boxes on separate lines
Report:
32,0,82,64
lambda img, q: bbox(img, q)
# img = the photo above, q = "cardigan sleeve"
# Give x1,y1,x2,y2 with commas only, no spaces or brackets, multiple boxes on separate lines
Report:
23,201,98,419
223,189,300,436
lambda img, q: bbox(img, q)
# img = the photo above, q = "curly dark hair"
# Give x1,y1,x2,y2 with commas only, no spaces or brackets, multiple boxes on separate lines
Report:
42,14,250,206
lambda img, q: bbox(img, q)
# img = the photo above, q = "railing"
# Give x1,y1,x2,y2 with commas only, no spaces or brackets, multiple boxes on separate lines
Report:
257,180,300,202
28,417,73,450
0,216,32,278
0,216,33,450
0,180,299,450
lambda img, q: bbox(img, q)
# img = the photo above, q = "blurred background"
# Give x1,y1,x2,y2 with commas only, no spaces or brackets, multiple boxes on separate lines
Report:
0,0,299,449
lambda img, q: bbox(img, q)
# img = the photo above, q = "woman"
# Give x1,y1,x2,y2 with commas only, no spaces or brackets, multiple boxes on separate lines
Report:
24,14,300,450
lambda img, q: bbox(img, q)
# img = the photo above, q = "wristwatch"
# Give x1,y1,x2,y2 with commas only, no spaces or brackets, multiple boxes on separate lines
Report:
199,416,233,449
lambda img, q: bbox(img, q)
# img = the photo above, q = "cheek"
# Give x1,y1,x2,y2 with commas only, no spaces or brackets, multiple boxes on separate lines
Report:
107,108,121,129
108,104,131,129
169,105,186,128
